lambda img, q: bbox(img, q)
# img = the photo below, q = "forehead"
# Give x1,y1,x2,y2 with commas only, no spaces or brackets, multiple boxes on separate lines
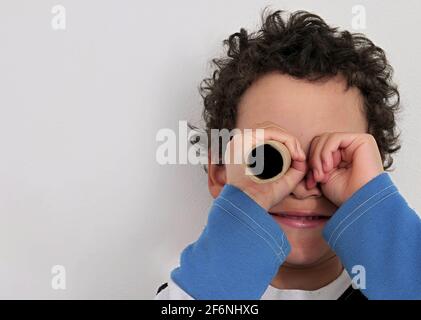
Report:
236,72,368,149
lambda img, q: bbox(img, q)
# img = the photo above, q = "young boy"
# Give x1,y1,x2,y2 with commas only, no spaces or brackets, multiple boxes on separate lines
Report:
155,9,421,300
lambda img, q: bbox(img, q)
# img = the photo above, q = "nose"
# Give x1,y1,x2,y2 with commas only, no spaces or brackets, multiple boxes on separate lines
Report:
290,176,322,199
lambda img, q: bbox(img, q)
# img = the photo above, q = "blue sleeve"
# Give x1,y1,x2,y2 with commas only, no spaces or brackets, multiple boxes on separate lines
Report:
170,184,291,300
323,172,421,299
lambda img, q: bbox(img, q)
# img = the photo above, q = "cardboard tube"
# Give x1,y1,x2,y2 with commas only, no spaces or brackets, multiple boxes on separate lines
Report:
245,140,291,184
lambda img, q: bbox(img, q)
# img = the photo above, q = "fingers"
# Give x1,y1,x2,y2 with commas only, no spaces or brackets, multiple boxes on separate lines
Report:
308,134,328,181
277,160,308,190
257,126,306,163
271,155,308,200
308,132,361,182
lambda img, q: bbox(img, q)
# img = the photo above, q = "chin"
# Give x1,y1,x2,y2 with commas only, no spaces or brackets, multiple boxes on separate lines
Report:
283,228,334,266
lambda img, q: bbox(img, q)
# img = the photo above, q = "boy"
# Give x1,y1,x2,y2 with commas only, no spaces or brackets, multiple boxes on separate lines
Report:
155,9,421,300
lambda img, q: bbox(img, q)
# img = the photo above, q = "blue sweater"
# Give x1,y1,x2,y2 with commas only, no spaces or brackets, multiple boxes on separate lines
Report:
171,172,421,299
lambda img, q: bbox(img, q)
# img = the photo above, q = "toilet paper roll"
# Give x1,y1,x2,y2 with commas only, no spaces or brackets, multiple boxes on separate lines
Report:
244,140,291,184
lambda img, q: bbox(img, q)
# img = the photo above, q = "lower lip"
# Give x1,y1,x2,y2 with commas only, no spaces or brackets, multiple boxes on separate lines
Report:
269,213,330,229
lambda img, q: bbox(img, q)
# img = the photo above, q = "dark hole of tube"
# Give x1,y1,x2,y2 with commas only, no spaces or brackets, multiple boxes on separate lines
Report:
247,144,284,180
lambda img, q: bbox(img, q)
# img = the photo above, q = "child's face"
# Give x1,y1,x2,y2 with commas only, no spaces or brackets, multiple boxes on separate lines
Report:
224,71,367,266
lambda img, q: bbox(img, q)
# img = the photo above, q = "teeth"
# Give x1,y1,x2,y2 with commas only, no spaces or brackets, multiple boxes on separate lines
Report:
279,214,324,220
270,213,329,220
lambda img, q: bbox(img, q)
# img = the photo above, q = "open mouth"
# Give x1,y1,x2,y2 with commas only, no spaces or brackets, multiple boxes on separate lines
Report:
274,213,329,220
268,212,331,229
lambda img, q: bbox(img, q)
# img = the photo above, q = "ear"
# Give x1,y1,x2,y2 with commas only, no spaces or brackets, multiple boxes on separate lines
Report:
207,150,226,199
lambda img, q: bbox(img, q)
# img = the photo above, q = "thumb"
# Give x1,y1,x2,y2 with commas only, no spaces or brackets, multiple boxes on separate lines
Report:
274,159,307,195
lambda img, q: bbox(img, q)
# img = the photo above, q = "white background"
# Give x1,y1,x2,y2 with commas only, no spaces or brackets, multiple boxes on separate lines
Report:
0,0,420,299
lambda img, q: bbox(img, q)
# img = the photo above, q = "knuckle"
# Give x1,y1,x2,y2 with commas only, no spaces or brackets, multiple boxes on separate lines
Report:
364,133,377,144
282,175,294,191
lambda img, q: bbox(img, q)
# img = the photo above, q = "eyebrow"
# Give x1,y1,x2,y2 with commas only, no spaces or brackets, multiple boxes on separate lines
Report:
254,121,287,131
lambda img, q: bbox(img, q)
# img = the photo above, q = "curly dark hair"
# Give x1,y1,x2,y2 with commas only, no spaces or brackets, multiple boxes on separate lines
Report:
192,8,402,172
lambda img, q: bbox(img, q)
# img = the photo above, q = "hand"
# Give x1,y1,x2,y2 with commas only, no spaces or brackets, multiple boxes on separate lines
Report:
306,132,384,207
224,125,308,211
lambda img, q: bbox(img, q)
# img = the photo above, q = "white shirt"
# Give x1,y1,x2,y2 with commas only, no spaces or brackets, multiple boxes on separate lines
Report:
155,269,352,300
